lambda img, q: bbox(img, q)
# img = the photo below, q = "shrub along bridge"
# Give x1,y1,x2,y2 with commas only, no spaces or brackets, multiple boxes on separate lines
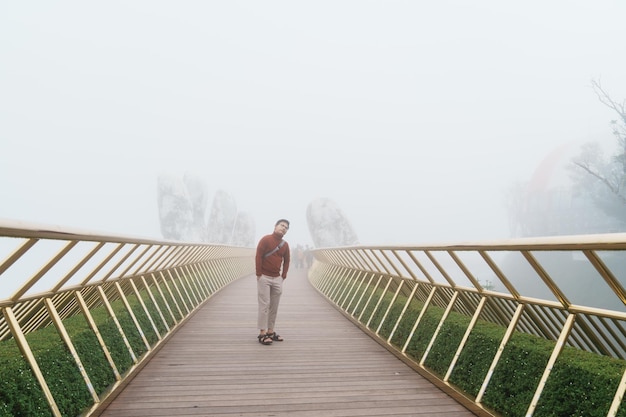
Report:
0,220,626,416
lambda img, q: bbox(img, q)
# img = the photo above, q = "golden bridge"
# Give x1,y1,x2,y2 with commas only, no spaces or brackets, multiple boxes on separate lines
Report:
1,220,625,416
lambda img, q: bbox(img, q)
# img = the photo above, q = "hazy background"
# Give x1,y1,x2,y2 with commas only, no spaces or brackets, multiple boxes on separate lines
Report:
2,1,625,247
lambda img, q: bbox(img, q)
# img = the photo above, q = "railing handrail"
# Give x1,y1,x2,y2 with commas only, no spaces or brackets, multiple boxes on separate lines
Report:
0,217,230,246
308,235,626,417
322,232,626,250
0,220,255,417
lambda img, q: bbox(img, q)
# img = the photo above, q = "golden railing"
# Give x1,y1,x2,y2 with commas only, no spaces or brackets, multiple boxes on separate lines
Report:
0,220,254,417
4,219,626,416
308,235,626,417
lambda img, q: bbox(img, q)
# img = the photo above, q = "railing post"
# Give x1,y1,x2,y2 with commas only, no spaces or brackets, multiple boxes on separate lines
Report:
525,313,577,417
2,306,62,417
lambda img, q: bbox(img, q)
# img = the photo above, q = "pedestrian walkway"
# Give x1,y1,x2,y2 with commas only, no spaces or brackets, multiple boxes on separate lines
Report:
97,268,476,416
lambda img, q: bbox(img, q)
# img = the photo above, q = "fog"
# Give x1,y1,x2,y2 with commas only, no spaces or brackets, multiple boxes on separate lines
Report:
2,1,626,247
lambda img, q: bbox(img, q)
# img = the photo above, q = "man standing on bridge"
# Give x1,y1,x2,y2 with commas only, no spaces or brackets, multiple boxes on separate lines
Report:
256,219,290,345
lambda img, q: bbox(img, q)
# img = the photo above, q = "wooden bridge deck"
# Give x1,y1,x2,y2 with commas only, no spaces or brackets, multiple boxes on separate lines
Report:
97,268,477,417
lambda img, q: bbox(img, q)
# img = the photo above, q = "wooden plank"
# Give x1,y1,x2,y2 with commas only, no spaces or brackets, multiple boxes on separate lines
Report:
97,268,477,416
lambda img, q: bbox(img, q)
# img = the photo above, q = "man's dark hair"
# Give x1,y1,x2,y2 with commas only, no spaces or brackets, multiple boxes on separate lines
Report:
275,219,290,228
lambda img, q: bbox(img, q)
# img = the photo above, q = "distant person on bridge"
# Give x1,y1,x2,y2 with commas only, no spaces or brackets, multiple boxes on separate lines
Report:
255,219,291,345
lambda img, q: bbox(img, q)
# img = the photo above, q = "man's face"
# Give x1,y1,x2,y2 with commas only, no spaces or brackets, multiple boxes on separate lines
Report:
275,222,289,236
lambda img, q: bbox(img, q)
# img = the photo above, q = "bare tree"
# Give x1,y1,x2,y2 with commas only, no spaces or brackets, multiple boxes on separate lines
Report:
591,79,626,171
572,80,626,220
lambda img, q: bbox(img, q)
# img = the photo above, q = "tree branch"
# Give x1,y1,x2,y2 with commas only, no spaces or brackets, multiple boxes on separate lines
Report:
572,161,626,205
592,79,626,125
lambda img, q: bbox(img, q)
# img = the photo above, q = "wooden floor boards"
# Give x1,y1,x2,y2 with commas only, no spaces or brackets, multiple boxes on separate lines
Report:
97,268,476,417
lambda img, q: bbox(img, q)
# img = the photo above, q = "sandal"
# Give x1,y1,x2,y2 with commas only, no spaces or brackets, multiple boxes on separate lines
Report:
258,334,273,345
267,332,283,342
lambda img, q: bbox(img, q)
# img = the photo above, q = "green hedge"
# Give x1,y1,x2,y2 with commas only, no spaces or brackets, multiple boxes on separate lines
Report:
0,284,175,417
340,277,626,417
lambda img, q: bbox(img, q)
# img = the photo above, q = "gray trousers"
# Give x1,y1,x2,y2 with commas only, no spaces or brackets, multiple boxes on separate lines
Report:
257,274,283,330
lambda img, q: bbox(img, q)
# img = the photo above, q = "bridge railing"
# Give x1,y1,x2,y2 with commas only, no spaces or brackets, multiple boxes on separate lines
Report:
308,234,626,417
0,219,254,417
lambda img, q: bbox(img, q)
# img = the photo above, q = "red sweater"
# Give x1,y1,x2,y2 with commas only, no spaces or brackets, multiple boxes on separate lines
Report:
256,232,290,278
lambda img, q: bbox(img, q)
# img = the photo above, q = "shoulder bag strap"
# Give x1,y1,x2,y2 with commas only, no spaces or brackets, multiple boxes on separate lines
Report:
263,240,285,258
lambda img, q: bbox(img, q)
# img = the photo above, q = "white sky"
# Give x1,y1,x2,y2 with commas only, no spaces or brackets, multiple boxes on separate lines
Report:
1,1,625,246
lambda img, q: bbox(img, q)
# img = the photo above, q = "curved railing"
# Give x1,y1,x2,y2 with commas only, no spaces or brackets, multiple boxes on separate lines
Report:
308,235,626,417
4,219,626,416
0,219,254,417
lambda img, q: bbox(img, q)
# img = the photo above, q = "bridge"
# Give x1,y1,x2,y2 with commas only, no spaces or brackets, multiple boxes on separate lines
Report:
1,220,626,417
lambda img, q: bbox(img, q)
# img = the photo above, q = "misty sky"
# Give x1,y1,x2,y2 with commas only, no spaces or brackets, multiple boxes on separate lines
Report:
2,1,626,247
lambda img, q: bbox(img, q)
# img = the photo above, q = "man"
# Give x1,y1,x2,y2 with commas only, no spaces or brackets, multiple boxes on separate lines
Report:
256,219,290,345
